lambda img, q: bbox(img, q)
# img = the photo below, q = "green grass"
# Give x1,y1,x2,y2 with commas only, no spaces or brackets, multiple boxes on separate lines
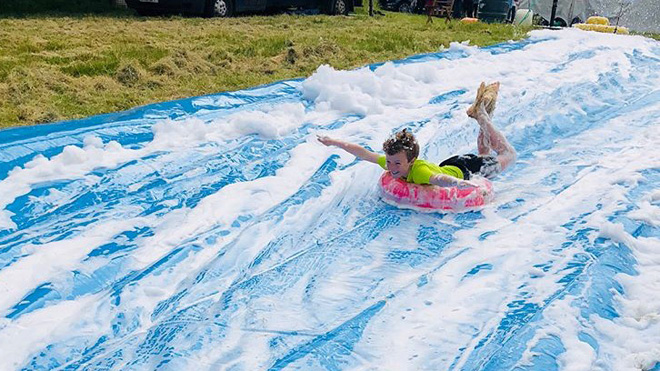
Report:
0,8,535,128
641,32,660,41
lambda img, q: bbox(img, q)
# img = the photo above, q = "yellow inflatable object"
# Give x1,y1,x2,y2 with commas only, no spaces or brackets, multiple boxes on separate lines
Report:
461,17,479,23
573,23,630,34
586,16,610,25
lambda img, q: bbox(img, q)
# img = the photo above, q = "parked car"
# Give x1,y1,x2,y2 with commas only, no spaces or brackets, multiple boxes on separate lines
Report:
378,0,420,13
476,0,517,23
379,0,515,22
125,0,360,17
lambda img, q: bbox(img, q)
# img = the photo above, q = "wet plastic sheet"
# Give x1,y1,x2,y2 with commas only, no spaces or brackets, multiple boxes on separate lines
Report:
0,30,659,370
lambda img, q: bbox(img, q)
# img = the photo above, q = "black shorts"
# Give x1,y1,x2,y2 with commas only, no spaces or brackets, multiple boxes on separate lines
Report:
439,154,501,180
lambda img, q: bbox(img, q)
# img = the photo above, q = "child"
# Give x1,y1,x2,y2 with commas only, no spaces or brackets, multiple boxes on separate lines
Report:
317,82,516,188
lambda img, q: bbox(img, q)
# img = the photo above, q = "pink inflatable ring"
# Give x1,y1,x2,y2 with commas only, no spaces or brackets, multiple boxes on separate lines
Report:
379,172,494,211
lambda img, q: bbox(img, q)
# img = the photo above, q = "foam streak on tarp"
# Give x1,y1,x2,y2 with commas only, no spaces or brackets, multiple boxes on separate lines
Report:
0,29,659,370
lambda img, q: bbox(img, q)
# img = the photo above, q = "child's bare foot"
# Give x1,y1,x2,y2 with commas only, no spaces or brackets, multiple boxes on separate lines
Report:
482,81,499,115
467,81,499,118
466,82,486,118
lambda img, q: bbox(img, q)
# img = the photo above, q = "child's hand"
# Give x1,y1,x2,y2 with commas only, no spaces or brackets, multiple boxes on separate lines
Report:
457,180,479,188
317,135,340,147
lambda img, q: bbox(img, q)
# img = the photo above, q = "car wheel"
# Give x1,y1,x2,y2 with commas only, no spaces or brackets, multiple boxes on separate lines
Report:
398,1,413,13
332,0,349,15
206,0,234,17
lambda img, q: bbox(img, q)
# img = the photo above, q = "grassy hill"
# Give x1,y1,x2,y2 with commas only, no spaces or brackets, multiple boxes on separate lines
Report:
1,7,533,128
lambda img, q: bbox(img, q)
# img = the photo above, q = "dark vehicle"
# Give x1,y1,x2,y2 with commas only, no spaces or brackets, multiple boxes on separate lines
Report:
477,0,516,22
378,0,420,13
379,0,515,22
125,0,359,17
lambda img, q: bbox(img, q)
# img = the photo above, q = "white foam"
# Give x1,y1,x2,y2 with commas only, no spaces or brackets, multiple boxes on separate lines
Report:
0,217,148,314
0,139,137,230
628,201,660,227
0,294,106,370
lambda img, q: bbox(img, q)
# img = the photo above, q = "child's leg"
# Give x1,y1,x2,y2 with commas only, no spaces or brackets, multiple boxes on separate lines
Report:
469,83,495,156
477,129,491,156
474,103,516,170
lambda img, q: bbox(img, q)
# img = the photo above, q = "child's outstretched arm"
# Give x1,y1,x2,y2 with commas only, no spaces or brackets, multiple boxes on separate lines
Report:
317,135,380,164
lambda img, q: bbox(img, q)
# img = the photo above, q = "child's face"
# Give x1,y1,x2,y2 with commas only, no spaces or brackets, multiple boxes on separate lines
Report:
386,151,414,179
